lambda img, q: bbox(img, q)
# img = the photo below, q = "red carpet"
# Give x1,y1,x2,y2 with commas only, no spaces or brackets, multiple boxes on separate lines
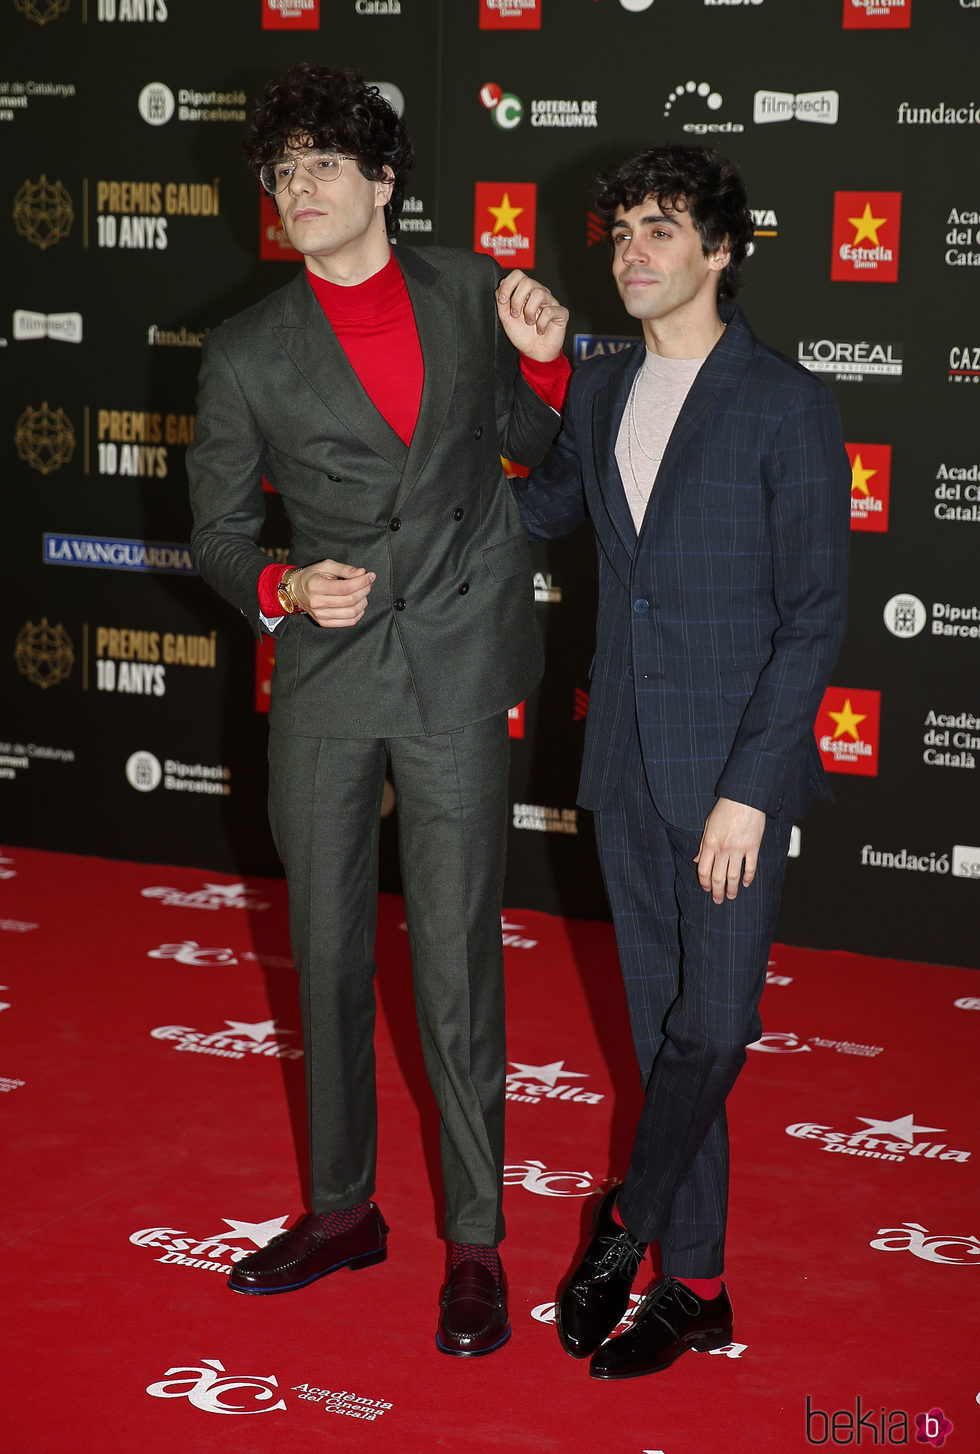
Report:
2,845,977,1452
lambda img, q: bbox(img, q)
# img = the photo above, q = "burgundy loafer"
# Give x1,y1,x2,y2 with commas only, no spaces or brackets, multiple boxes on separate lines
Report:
436,1260,511,1356
228,1206,388,1295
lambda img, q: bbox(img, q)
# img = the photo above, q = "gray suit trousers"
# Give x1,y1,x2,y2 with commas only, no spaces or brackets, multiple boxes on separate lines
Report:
268,714,510,1246
595,722,792,1277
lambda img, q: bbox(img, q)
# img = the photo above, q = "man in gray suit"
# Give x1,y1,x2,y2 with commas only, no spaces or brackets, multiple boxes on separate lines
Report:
187,63,568,1356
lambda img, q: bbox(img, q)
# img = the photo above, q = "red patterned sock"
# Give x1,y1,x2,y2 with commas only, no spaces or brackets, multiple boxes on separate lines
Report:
450,1241,502,1284
315,1202,372,1235
675,1275,723,1301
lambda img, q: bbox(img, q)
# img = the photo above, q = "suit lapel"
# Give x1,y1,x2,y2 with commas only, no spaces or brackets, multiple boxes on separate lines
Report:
592,344,645,560
272,269,407,470
390,247,458,512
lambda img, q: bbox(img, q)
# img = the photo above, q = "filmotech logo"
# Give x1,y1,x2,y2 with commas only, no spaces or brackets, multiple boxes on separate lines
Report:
798,338,903,383
13,310,82,344
262,0,320,27
843,0,910,28
663,79,743,135
831,192,901,283
753,90,838,125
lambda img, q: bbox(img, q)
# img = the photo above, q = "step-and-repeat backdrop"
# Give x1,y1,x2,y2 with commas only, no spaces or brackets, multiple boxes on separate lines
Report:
4,0,977,968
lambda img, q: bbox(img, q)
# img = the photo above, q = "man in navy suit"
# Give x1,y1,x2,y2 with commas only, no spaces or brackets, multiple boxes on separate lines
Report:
513,145,850,1380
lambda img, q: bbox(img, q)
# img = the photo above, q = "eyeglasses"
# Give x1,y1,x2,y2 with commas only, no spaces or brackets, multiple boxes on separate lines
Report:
260,152,357,196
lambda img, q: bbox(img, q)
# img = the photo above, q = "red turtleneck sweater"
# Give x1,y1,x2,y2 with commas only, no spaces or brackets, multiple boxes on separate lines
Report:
257,253,569,616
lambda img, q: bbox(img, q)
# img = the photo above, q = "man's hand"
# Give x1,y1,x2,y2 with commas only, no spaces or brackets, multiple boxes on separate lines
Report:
289,560,375,629
495,270,569,362
694,797,767,904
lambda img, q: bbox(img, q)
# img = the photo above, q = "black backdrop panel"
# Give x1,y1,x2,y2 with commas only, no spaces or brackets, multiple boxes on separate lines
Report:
4,0,977,967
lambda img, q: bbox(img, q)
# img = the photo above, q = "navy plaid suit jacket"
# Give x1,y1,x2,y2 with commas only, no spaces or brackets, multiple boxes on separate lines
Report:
514,304,851,832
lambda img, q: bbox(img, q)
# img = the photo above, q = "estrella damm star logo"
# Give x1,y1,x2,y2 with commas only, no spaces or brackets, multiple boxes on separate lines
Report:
831,191,901,282
816,687,881,777
846,441,891,533
474,182,536,269
843,0,911,31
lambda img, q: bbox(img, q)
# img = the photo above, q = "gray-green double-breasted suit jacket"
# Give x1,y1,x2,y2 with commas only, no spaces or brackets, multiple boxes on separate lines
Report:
187,245,560,737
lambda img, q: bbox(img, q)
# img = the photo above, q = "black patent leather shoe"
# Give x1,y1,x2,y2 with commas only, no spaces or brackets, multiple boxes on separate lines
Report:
436,1261,511,1356
556,1185,647,1359
227,1207,388,1295
589,1276,733,1380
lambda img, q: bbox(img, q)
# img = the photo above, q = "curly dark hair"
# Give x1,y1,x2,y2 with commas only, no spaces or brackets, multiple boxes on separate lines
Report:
244,63,414,236
594,145,752,300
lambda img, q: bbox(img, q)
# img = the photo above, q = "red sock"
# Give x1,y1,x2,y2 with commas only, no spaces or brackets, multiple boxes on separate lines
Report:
675,1275,723,1300
450,1241,501,1284
316,1202,371,1235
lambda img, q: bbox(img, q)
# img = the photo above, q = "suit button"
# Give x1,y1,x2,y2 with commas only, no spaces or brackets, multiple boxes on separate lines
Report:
453,508,464,521
458,583,470,595
394,598,406,612
633,599,649,614
389,517,401,531
327,473,342,482
474,426,484,440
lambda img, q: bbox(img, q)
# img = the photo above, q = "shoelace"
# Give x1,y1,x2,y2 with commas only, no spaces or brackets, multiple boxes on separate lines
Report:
591,1230,647,1280
631,1275,703,1335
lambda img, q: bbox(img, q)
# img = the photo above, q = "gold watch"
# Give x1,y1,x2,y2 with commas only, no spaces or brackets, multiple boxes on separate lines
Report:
276,567,302,614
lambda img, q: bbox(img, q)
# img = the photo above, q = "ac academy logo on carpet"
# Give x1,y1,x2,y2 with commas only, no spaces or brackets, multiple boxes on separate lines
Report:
145,1358,394,1423
750,1031,884,1057
503,1160,599,1196
786,1111,972,1165
870,1221,980,1264
815,687,881,777
473,183,536,268
848,441,891,531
